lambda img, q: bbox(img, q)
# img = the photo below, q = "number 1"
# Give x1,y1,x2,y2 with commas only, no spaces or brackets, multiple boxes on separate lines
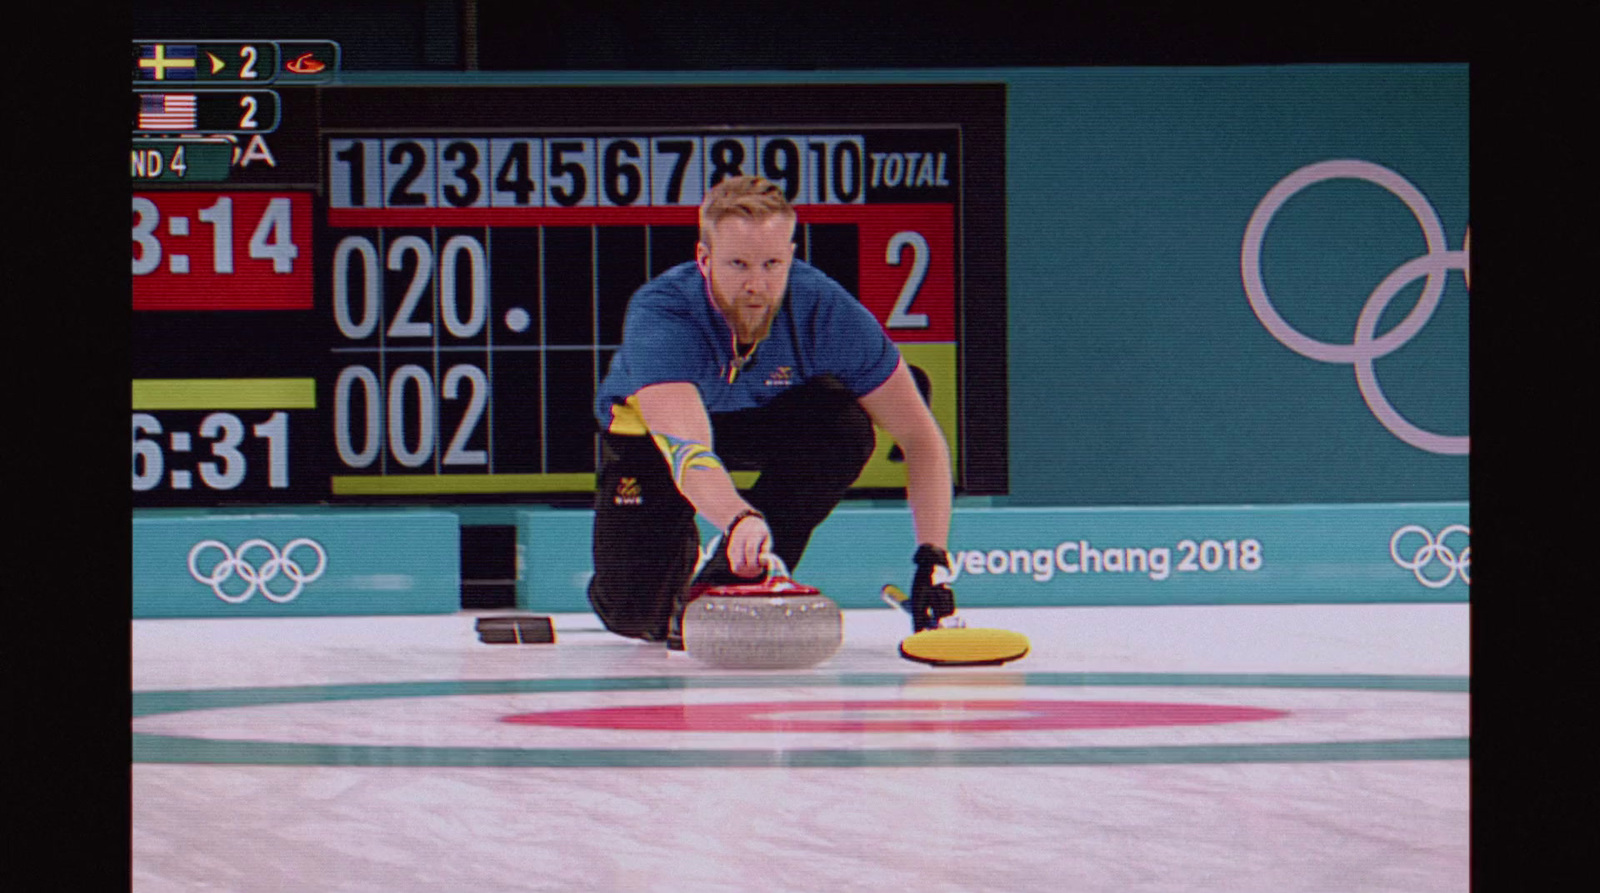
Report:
335,141,367,207
254,412,289,487
808,142,828,203
196,197,233,274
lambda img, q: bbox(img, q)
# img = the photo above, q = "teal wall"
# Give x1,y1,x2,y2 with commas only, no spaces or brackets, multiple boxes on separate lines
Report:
1001,66,1467,505
521,503,1469,612
133,512,460,618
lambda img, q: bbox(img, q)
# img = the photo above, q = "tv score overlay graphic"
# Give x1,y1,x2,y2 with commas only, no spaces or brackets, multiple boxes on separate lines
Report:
130,41,339,185
132,40,340,85
132,82,1005,507
131,90,283,135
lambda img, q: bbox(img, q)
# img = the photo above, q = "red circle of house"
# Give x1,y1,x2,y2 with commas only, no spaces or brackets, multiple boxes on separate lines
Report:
501,700,1288,733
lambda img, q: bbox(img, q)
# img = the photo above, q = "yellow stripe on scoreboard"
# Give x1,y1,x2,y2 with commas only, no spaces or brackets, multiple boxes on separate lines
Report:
332,471,761,495
852,343,958,489
132,378,317,410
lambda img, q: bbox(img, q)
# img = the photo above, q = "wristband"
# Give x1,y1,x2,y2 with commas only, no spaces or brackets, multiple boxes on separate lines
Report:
726,508,766,537
913,544,950,568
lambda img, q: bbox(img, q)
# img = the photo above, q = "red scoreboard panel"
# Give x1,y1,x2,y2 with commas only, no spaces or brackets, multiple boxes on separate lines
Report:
131,83,1006,506
132,191,312,310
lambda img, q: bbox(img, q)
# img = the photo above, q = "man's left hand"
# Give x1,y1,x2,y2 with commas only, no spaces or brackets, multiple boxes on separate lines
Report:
909,544,957,632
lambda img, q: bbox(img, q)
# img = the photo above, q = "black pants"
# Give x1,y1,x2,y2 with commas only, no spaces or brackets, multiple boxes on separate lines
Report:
588,376,876,641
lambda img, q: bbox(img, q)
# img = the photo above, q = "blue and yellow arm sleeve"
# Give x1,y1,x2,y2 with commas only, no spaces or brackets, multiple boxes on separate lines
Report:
650,432,726,489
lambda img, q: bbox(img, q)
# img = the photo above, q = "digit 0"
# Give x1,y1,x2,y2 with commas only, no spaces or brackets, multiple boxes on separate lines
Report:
832,141,862,203
333,236,380,339
387,365,435,468
439,235,487,338
334,365,383,468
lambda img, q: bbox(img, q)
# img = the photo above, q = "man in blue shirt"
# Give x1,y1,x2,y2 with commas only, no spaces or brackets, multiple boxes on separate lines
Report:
590,176,957,648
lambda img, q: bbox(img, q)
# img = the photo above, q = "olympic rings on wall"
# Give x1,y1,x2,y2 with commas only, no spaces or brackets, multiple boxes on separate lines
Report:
187,538,328,603
1242,159,1468,456
1390,525,1470,588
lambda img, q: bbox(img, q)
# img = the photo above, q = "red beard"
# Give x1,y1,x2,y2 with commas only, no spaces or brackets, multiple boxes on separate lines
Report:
708,274,781,344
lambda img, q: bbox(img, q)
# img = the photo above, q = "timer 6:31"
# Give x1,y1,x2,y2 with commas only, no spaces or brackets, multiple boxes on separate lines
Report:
132,411,290,493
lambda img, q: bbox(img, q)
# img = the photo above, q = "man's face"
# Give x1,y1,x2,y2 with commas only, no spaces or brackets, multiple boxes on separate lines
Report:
696,213,797,344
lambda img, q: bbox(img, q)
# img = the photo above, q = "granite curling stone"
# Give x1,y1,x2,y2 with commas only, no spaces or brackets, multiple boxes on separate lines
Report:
681,555,842,669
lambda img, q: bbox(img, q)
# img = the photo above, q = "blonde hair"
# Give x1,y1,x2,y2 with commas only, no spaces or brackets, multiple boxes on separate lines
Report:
698,176,796,247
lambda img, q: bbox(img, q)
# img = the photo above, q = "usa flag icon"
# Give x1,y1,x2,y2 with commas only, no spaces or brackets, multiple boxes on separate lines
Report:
138,93,197,131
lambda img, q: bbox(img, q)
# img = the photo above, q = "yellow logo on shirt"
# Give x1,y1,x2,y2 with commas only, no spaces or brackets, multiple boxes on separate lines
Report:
614,477,643,506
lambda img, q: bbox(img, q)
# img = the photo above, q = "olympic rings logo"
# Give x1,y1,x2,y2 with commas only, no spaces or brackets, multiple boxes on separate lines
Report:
1390,525,1470,589
187,538,328,603
1242,160,1468,455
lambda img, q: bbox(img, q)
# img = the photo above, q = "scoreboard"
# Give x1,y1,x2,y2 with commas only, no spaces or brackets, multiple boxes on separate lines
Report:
132,55,1007,507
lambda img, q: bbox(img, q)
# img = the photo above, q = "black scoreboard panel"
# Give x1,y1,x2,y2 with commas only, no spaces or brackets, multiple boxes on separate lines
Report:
132,83,1006,506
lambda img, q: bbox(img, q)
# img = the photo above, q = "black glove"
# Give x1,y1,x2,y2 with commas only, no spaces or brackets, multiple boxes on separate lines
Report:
909,544,957,632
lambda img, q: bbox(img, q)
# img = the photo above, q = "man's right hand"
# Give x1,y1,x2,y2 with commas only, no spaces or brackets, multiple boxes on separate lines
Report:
636,382,773,577
724,509,772,578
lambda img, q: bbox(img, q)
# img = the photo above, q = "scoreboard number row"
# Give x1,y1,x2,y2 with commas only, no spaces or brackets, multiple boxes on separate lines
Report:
332,234,489,341
329,226,936,341
328,136,869,210
334,364,489,471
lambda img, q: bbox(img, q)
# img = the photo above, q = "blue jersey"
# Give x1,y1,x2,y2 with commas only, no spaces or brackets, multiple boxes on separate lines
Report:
595,260,900,434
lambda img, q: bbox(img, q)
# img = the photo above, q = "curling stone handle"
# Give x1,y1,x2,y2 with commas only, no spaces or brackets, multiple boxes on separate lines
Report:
761,552,797,588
